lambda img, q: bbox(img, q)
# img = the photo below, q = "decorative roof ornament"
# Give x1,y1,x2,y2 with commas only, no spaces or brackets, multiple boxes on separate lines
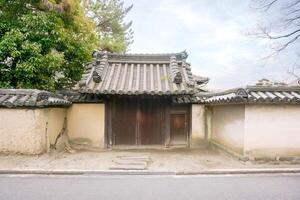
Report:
235,88,248,98
179,50,188,60
170,55,182,84
36,92,50,101
92,51,108,83
92,50,99,58
92,71,101,83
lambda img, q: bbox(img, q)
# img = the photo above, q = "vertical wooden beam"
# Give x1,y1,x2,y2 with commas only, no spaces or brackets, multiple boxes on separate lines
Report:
111,97,116,146
136,97,141,145
165,99,171,147
161,98,166,145
104,100,108,148
105,98,113,148
187,104,192,148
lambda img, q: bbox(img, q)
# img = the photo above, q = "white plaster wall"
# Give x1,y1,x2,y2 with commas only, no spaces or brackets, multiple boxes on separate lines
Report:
191,104,206,146
67,104,105,148
245,105,300,157
211,105,245,154
0,109,46,154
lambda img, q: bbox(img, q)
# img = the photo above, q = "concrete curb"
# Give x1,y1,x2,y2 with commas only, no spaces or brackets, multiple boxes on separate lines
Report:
176,168,300,175
0,168,300,176
0,170,175,176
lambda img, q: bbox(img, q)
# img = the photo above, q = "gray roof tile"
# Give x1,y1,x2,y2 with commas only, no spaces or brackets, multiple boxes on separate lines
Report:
198,86,300,104
172,86,300,104
75,51,208,95
0,89,71,108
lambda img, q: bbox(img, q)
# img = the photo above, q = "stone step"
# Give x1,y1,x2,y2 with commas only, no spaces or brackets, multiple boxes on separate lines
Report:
113,160,148,165
109,165,147,170
117,156,150,160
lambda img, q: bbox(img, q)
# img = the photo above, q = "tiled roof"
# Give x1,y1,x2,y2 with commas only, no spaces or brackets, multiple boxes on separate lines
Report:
172,95,199,104
74,51,208,95
172,86,300,104
198,86,300,104
60,91,104,103
0,89,71,108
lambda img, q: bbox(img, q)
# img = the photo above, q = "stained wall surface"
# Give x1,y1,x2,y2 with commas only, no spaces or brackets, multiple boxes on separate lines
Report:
191,104,206,147
45,108,67,149
0,109,46,154
211,105,245,154
67,104,105,148
245,105,300,157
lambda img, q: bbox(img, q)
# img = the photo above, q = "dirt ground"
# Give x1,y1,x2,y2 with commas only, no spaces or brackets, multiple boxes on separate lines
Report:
0,147,299,172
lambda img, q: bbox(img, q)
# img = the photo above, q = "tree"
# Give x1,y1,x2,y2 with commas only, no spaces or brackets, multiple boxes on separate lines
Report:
250,0,300,79
0,0,98,91
251,0,300,53
82,0,133,53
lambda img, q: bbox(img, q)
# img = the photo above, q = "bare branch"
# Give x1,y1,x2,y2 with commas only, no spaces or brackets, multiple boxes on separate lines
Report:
286,8,300,16
251,0,300,58
285,14,300,22
276,34,300,52
283,0,300,10
255,0,279,11
263,28,300,39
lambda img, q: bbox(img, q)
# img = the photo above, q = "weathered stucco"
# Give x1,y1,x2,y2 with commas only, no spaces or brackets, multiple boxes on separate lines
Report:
211,105,245,154
0,109,46,154
191,105,206,147
67,103,105,148
45,108,67,150
208,104,300,158
245,104,300,158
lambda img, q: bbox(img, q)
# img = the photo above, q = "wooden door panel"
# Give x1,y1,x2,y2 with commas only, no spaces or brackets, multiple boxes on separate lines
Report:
140,99,162,145
109,97,168,146
113,98,137,145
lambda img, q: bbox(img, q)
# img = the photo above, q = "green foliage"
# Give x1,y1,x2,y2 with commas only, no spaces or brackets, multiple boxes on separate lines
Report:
82,0,133,53
0,0,98,91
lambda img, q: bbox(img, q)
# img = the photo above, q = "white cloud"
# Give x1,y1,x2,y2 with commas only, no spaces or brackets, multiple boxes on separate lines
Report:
124,0,297,89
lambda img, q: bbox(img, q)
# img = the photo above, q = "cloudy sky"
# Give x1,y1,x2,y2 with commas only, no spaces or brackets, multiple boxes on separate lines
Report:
123,0,298,89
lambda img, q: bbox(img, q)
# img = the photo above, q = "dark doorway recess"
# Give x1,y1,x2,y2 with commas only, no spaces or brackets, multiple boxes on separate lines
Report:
170,113,188,145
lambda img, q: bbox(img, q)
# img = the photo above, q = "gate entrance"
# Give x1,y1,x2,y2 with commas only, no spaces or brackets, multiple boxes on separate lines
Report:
111,97,163,145
106,97,190,147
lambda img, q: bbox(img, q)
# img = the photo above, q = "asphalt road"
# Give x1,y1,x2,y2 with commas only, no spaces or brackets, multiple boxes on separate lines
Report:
0,174,300,200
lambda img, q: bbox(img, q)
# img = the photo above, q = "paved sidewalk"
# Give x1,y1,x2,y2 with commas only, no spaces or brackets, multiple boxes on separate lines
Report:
0,148,299,174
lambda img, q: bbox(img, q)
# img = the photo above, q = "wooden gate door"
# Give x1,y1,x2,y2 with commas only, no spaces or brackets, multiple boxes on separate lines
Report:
110,97,164,146
169,113,188,145
113,97,137,145
140,98,163,145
